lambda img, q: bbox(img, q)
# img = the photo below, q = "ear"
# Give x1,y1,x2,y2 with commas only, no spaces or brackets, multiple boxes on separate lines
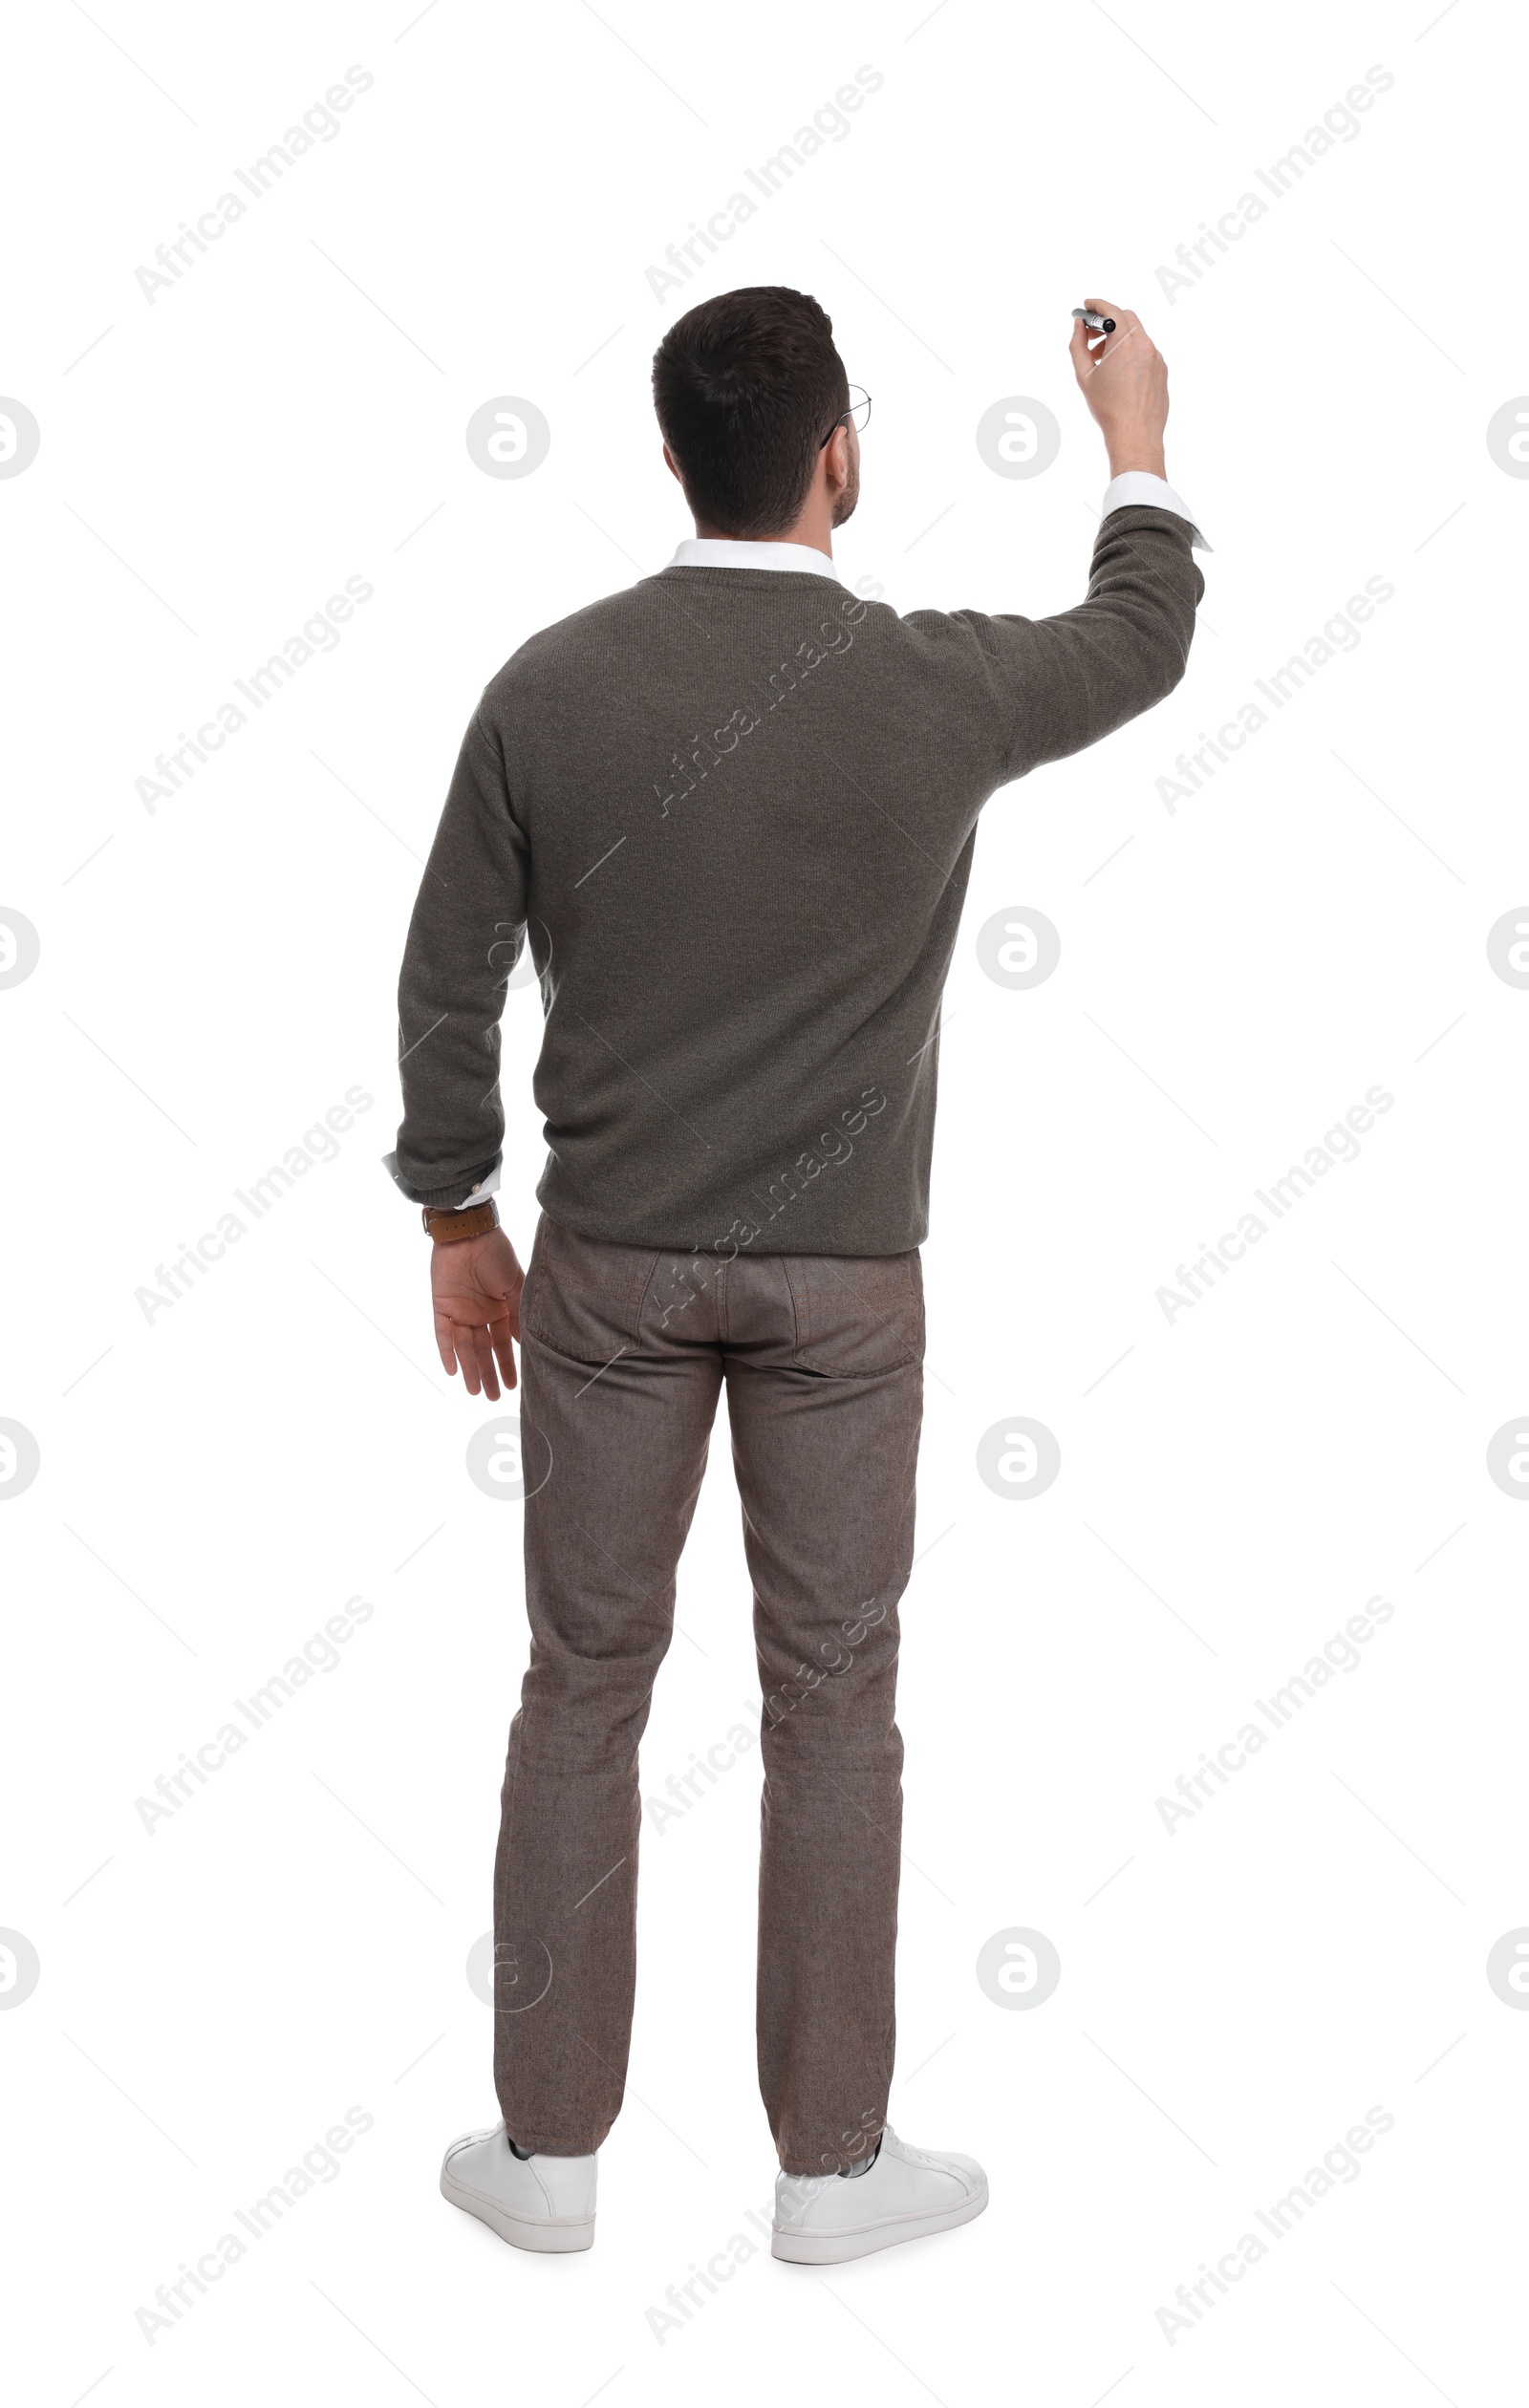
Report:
662,442,683,485
823,422,852,493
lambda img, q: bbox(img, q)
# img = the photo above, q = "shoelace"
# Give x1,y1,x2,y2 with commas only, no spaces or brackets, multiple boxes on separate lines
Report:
889,2134,941,2171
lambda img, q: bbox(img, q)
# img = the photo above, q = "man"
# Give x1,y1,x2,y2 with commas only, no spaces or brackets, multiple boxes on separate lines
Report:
387,286,1205,2263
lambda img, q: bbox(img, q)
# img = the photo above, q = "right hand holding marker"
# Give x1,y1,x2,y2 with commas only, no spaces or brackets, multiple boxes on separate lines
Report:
1068,298,1169,482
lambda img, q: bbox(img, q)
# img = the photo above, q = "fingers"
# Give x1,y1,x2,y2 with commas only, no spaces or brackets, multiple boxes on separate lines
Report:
462,1324,497,1399
433,1309,460,1380
432,1261,520,1395
1077,299,1152,376
1085,298,1140,336
430,1231,526,1398
1073,315,1134,385
487,1312,518,1392
434,1305,497,1396
1077,326,1127,382
1068,315,1099,385
472,1315,506,1399
474,1339,503,1402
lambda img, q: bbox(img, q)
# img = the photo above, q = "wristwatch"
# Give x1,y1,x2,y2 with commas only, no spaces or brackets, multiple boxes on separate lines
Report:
422,1197,500,1243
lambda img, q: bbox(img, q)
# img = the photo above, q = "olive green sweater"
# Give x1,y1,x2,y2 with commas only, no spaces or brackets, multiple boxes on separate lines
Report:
389,504,1202,1254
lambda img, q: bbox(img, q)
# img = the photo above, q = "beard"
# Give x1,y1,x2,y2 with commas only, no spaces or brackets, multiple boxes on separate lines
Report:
831,459,860,527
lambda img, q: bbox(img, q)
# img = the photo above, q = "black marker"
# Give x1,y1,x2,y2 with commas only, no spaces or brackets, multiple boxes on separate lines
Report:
1072,308,1116,333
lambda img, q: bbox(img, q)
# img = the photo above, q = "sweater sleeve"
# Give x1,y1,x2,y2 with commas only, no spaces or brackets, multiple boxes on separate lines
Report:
386,706,531,1210
908,504,1203,787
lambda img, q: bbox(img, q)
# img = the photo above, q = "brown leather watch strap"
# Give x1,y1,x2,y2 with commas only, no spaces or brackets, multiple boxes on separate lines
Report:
422,1198,500,1243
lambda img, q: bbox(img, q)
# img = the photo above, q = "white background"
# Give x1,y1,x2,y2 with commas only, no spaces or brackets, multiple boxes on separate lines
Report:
3,1,1525,2400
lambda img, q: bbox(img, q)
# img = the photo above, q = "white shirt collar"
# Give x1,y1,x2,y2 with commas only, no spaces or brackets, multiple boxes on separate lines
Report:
666,538,848,583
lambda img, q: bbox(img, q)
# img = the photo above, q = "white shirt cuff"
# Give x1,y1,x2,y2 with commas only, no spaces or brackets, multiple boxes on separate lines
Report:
1101,471,1211,553
454,1167,502,1210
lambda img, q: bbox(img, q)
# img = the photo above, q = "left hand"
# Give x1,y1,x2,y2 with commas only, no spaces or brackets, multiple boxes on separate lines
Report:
430,1228,524,1398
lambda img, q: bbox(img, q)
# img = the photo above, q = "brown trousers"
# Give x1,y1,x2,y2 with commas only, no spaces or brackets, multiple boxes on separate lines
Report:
492,1212,924,2177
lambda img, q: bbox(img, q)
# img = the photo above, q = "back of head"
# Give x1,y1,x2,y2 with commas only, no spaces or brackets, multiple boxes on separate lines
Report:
652,286,849,539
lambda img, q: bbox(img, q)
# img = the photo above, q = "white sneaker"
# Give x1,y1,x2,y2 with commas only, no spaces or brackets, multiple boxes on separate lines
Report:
771,2124,987,2264
440,2120,597,2253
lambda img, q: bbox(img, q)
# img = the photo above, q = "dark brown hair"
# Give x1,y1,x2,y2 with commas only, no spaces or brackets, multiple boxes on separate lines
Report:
652,286,849,538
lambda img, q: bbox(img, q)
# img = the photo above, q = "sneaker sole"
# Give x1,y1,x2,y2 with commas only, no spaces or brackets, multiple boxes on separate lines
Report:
771,2180,988,2264
440,2163,594,2253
